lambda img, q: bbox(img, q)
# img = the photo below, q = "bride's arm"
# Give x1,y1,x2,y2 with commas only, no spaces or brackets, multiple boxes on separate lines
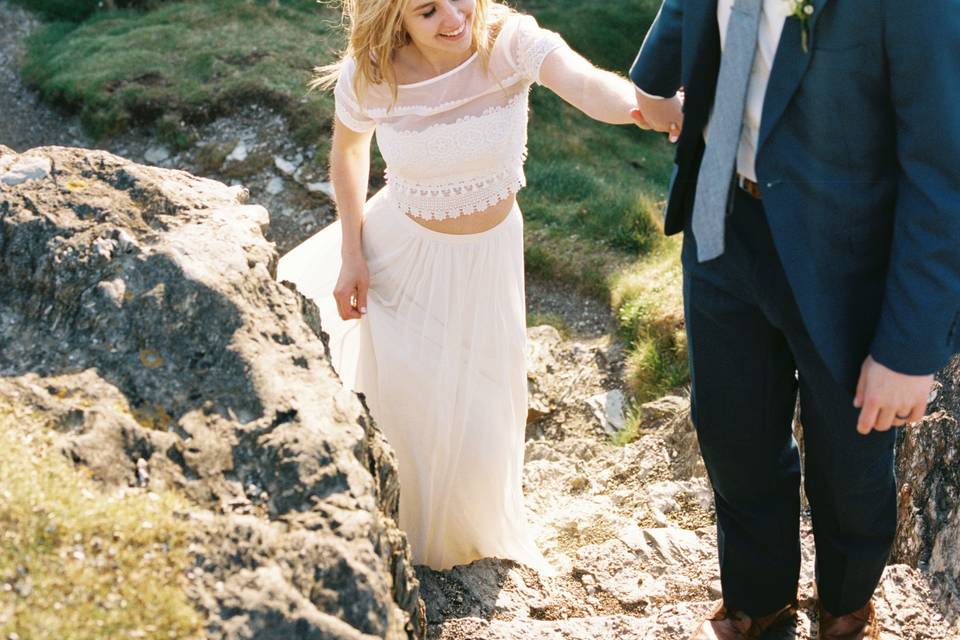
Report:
329,116,375,320
538,46,681,130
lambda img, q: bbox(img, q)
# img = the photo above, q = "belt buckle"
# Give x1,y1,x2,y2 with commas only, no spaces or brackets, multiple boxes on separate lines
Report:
737,174,762,199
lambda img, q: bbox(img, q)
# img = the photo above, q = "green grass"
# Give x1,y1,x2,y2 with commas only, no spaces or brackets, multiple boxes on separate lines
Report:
19,0,342,150
518,0,677,260
517,0,689,414
610,236,688,404
0,402,205,639
526,310,573,338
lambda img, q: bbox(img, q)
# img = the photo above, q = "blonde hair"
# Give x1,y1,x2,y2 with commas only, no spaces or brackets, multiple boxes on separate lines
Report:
309,0,515,102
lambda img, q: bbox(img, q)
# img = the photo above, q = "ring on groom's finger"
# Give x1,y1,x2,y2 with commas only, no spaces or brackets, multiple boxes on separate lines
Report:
895,412,911,420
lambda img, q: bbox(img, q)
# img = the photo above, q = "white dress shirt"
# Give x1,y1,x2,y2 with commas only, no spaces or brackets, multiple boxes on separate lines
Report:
640,0,789,182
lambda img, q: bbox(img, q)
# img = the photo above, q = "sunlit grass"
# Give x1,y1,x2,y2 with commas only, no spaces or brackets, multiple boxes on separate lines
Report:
18,0,341,149
611,235,688,405
0,402,204,640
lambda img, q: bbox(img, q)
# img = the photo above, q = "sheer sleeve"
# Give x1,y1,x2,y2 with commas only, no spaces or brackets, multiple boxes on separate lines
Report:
333,57,377,133
506,14,567,86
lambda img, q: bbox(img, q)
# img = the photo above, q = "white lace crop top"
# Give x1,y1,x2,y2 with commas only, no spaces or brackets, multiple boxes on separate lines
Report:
333,14,567,221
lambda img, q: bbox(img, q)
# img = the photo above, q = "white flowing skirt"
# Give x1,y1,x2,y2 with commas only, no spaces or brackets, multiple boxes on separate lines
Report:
277,187,554,575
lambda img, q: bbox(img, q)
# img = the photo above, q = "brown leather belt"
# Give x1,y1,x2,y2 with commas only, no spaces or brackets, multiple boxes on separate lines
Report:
737,174,762,199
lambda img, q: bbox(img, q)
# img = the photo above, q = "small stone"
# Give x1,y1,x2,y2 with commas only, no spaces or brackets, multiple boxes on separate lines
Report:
274,155,297,175
93,237,118,260
116,229,138,252
305,181,335,198
226,141,248,163
136,458,150,485
586,389,626,435
144,146,170,164
708,580,722,599
1,155,52,185
266,176,284,195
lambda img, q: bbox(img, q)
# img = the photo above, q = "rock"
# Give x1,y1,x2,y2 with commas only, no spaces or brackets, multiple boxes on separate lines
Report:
614,525,705,573
274,155,297,175
1,153,51,185
526,325,563,423
306,181,336,198
639,395,688,429
893,356,960,622
266,175,284,195
0,152,16,173
586,389,626,435
0,145,425,639
144,145,170,164
226,140,248,163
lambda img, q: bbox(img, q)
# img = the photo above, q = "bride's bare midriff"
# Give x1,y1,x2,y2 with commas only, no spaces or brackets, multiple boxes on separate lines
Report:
405,194,515,234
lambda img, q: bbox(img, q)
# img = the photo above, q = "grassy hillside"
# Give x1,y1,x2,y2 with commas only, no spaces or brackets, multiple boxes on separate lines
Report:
16,0,687,407
19,0,341,148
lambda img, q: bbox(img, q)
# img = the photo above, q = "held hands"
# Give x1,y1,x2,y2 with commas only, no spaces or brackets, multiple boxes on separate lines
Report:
853,355,936,434
333,254,369,320
631,87,684,143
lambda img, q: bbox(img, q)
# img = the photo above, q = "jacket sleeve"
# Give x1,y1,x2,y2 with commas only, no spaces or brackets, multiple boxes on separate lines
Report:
628,0,683,98
868,0,960,374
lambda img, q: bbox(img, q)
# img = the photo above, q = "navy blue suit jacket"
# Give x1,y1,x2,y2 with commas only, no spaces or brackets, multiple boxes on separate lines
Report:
630,0,960,390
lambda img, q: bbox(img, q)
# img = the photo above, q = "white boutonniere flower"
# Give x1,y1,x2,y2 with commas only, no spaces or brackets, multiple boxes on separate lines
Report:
783,0,815,52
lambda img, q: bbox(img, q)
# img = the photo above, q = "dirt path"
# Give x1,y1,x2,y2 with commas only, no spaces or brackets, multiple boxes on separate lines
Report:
0,2,91,151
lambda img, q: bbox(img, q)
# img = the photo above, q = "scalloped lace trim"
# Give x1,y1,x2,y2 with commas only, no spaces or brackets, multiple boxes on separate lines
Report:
388,168,527,220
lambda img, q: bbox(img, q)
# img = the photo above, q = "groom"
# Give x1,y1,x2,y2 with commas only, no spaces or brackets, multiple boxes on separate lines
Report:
629,0,960,638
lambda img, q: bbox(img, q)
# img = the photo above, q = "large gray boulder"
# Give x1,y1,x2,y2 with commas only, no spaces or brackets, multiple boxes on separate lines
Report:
0,144,425,639
893,356,960,623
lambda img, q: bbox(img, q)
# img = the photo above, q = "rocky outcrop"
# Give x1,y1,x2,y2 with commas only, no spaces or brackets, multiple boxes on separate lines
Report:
893,356,960,627
0,144,425,639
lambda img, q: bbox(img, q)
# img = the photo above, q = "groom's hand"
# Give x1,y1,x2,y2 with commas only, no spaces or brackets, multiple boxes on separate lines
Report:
632,88,684,143
853,355,935,434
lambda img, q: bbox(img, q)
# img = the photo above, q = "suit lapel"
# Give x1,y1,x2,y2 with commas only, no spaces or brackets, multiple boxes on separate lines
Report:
758,0,831,151
683,0,721,134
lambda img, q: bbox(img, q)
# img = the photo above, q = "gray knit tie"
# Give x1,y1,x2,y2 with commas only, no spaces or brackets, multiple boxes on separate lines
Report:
691,0,763,262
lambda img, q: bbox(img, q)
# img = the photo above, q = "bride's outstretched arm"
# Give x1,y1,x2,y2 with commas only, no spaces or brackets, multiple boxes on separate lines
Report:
330,116,375,320
538,46,675,129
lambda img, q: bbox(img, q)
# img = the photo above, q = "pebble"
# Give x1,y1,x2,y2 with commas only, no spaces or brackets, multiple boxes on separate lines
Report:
305,180,335,198
226,141,248,163
266,175,284,195
144,145,170,164
1,155,51,185
273,155,297,175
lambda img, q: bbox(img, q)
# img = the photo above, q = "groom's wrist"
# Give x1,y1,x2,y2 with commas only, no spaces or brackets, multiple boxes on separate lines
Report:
634,85,670,101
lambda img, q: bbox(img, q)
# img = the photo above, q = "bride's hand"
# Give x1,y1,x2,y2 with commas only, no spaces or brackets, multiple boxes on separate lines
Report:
333,254,370,320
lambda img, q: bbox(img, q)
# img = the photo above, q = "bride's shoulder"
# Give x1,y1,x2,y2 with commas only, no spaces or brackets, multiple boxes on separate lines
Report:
489,11,567,81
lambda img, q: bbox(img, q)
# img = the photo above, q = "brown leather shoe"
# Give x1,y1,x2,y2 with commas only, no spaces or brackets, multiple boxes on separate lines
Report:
688,599,798,640
817,600,879,640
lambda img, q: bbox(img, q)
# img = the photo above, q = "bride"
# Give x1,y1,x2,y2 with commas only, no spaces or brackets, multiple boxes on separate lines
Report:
277,0,677,574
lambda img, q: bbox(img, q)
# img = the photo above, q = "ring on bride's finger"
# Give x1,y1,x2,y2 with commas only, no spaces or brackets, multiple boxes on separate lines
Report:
895,412,910,420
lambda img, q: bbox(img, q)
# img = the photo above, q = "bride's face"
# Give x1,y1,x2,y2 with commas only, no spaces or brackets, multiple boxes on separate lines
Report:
402,0,476,58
